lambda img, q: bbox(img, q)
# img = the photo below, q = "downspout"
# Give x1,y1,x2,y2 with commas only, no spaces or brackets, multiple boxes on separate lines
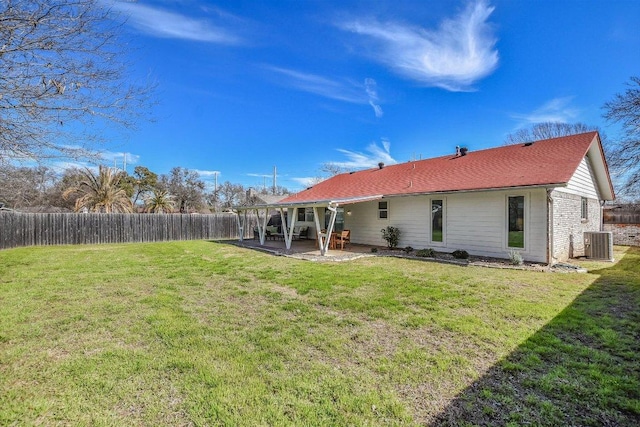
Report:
547,189,554,266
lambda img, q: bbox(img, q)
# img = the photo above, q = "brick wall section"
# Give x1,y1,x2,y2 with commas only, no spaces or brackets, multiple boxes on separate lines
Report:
603,224,640,246
551,190,601,261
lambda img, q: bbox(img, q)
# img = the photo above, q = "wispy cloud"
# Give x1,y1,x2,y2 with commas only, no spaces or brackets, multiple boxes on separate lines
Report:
110,1,242,44
266,66,362,103
291,177,320,188
333,139,396,169
511,97,579,124
100,150,140,167
364,78,383,118
289,140,395,189
194,169,221,178
265,66,384,118
337,0,498,91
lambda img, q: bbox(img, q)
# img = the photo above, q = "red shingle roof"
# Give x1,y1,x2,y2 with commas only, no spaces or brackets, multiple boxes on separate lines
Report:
282,132,607,204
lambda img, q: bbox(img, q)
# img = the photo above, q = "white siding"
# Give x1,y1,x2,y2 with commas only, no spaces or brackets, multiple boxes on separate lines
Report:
565,157,600,199
345,189,548,263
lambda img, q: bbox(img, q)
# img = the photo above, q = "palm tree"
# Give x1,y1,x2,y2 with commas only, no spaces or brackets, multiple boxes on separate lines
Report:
63,166,133,213
144,189,175,213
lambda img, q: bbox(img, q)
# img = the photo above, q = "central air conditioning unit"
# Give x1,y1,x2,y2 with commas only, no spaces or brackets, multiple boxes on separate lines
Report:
584,231,614,261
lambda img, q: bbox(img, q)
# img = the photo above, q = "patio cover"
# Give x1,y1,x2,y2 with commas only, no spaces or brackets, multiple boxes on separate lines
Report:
234,195,383,255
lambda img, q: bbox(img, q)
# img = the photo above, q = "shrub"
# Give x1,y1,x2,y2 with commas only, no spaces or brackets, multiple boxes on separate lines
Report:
381,226,401,249
404,246,413,253
509,250,524,265
452,249,469,259
416,248,435,258
370,247,378,253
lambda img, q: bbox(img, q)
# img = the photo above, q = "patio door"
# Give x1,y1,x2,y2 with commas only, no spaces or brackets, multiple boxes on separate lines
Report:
325,207,344,232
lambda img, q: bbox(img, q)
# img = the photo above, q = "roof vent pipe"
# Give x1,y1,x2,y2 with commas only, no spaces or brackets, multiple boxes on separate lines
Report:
456,146,460,156
460,147,468,156
378,162,384,169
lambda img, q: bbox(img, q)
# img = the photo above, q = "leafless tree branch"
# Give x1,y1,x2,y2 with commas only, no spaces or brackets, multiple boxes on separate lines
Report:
0,0,154,164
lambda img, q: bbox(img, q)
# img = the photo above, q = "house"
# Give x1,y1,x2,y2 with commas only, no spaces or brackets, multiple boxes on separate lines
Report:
236,131,614,263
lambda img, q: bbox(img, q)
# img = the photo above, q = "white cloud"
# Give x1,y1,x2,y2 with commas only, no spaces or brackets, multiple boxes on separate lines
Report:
194,169,221,178
364,78,383,118
110,1,241,44
511,97,579,124
338,0,498,91
50,160,93,173
333,138,396,169
291,177,320,188
265,66,384,118
99,150,140,167
266,66,364,103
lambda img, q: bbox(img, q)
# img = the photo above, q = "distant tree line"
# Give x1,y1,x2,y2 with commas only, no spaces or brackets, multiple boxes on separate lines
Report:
0,165,291,213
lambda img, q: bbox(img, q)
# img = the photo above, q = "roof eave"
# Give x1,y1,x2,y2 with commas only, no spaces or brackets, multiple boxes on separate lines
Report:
586,134,615,200
234,195,385,211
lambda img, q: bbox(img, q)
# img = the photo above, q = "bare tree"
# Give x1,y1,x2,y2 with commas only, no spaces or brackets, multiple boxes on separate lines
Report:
321,162,351,176
46,167,85,210
603,76,640,200
160,167,205,213
0,0,152,163
504,122,595,145
0,165,56,209
218,181,245,210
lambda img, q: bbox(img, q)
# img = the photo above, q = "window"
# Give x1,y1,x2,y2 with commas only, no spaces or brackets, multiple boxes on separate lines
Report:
297,207,314,222
581,197,588,220
431,199,443,242
324,207,344,232
508,196,525,248
378,201,388,219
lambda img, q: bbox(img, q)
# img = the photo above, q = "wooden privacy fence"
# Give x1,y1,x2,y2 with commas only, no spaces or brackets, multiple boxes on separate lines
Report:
603,210,640,224
0,211,257,250
603,208,640,247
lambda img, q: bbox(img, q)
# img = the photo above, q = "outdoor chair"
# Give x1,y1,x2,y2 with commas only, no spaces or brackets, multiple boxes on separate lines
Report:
335,230,350,250
292,226,308,240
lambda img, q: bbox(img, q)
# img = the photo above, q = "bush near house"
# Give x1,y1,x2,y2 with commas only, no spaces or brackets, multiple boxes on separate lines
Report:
452,249,469,259
381,226,401,249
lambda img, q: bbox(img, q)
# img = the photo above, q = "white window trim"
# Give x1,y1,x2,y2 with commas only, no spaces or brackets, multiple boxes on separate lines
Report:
581,197,588,221
378,200,389,221
429,197,446,246
505,194,529,251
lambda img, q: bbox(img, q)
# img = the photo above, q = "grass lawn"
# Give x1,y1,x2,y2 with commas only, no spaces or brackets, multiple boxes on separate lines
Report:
1,241,638,426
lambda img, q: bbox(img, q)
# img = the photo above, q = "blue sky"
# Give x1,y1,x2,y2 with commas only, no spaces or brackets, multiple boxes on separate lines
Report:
95,0,639,192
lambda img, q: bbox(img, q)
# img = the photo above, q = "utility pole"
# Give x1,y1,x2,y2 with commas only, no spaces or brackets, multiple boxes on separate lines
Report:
273,166,277,195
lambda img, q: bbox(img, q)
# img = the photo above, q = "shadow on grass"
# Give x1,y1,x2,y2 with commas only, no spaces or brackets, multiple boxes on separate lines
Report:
432,248,640,426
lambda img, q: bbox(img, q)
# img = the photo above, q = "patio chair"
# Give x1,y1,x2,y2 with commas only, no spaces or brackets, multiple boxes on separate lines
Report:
335,230,350,250
292,226,308,240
